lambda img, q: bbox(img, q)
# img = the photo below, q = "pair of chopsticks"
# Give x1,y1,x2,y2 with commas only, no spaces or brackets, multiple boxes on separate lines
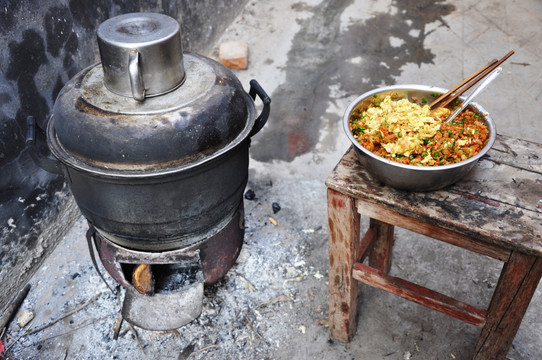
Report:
429,50,515,110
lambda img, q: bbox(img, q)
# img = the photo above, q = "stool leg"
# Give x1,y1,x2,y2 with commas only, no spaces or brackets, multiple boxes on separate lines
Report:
473,252,542,360
327,188,361,342
368,218,394,274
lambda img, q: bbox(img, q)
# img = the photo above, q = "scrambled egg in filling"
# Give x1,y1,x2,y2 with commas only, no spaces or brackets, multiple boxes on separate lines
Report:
363,96,447,158
350,94,489,166
350,94,490,166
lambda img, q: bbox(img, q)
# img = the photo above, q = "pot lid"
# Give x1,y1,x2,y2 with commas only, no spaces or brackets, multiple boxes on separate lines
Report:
49,52,253,175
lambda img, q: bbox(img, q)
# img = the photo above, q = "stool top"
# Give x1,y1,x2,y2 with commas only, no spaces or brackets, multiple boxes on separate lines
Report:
326,134,542,256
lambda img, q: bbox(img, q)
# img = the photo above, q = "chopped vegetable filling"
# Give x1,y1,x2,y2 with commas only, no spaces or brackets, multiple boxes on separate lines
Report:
349,95,489,166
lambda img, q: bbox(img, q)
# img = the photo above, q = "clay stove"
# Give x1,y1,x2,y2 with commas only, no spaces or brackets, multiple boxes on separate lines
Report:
87,201,244,330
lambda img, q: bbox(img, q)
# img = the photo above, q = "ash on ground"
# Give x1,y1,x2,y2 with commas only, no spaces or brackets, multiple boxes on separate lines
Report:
4,179,334,360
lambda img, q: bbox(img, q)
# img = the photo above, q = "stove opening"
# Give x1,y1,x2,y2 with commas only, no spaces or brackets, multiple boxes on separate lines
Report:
120,262,202,294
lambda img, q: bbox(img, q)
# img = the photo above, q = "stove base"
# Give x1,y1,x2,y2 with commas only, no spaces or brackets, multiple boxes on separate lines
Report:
87,202,245,330
122,272,204,331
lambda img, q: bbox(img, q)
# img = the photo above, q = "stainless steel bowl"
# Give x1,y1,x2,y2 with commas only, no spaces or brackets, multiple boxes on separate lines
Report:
343,85,496,191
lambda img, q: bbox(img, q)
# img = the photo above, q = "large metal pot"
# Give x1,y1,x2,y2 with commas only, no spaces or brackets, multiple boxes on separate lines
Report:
28,13,271,251
343,85,496,191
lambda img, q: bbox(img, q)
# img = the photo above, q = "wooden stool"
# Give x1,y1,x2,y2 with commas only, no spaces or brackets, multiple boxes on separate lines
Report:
325,135,542,360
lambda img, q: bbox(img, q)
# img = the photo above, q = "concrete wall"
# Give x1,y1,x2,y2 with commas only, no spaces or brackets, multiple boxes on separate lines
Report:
0,0,248,311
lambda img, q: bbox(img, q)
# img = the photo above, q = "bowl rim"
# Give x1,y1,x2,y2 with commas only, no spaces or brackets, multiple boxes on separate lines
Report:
343,84,497,171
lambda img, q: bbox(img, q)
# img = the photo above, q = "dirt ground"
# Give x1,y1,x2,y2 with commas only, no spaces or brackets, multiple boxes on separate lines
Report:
3,176,540,359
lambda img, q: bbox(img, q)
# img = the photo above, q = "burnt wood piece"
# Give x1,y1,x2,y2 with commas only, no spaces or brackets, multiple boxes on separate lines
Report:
325,134,542,359
0,284,31,332
132,264,154,296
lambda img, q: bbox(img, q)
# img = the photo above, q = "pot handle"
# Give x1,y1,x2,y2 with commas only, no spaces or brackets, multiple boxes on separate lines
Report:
26,116,64,175
128,49,146,101
248,79,271,137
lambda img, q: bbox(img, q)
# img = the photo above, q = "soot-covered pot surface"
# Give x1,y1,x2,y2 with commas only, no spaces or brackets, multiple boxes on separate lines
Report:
30,12,270,251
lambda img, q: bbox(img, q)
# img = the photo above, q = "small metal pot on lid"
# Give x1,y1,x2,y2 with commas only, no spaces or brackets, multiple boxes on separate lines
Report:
97,12,185,100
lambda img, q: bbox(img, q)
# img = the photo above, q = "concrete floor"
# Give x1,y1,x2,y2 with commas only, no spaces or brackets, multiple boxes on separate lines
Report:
3,0,542,359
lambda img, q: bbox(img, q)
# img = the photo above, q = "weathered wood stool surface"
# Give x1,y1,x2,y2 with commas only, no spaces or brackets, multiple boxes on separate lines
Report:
325,134,542,360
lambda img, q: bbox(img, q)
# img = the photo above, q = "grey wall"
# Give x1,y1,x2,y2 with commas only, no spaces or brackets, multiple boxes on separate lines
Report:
0,0,248,311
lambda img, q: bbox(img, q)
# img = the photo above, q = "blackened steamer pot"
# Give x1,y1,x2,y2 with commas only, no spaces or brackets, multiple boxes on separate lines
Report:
32,13,271,252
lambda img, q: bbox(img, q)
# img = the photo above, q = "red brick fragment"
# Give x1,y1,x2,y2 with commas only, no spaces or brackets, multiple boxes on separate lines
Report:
219,41,248,70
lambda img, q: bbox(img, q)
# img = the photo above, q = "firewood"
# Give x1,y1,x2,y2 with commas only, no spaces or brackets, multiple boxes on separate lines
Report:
132,264,154,295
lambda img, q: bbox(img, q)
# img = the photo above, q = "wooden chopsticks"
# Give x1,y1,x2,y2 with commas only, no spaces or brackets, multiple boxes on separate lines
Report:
429,50,515,110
